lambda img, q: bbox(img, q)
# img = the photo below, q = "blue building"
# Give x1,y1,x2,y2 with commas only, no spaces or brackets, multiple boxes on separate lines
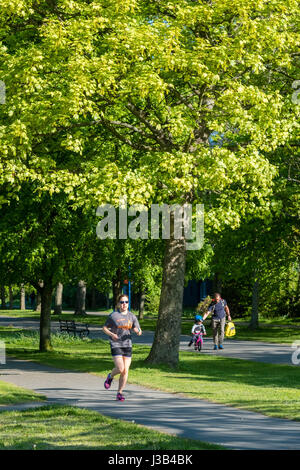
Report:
183,279,213,307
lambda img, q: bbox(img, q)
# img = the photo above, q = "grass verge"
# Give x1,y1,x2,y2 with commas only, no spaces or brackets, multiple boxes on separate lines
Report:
1,310,299,343
1,328,299,422
0,405,224,450
0,379,46,405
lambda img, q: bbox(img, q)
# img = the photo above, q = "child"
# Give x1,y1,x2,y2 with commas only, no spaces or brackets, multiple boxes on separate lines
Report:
188,315,206,347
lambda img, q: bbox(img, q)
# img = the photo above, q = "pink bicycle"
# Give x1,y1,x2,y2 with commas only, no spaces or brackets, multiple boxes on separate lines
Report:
193,332,204,352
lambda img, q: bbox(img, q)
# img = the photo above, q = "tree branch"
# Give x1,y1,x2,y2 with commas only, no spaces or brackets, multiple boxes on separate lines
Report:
100,117,156,152
106,120,153,138
168,85,197,113
126,100,175,150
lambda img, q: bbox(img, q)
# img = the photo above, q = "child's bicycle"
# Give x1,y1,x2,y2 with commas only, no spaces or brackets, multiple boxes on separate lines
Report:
190,332,204,352
194,332,204,351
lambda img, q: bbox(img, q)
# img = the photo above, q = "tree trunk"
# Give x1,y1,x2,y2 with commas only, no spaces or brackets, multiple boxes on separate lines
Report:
105,292,110,310
35,292,41,312
9,285,13,310
53,282,63,315
74,280,87,315
112,268,122,310
138,289,146,320
290,263,300,318
213,273,222,294
297,263,300,299
146,214,186,368
39,282,54,352
249,279,259,329
34,280,43,313
0,285,6,310
91,287,97,310
20,284,26,310
131,292,140,311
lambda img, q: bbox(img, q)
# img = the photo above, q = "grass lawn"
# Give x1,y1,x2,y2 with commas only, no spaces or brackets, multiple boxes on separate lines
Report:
0,354,222,451
0,379,46,405
0,311,39,320
225,324,300,344
140,318,300,344
1,327,299,422
1,309,299,344
0,405,224,450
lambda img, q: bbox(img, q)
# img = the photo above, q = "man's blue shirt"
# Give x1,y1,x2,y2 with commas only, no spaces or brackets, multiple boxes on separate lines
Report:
208,299,227,320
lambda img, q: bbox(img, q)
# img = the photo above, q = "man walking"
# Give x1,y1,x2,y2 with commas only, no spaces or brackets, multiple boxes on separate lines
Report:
203,293,232,350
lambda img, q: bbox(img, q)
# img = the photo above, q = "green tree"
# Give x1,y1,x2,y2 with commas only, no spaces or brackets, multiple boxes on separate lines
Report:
0,183,95,351
1,0,299,364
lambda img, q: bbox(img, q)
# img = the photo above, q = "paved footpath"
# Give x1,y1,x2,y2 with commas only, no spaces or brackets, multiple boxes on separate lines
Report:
134,331,298,366
1,357,300,450
0,315,298,366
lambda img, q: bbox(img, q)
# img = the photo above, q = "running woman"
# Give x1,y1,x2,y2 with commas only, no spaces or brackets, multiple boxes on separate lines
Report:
102,294,142,401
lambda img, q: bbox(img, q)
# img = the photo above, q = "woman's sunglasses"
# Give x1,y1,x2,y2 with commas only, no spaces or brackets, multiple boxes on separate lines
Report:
120,300,129,304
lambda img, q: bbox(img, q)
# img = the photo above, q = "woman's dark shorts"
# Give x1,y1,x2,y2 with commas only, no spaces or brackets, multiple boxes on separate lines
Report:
111,346,132,358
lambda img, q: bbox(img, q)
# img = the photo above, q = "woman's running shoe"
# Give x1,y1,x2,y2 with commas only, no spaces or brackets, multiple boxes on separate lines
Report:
104,373,113,389
116,392,125,401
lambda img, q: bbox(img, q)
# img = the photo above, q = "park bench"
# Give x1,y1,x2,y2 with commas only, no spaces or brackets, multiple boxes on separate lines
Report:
59,319,90,338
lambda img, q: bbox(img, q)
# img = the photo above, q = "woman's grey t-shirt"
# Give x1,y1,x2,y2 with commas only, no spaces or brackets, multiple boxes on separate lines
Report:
104,311,140,348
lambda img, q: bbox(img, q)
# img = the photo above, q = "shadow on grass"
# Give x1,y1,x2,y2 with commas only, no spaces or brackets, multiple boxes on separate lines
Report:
130,354,300,392
1,328,300,393
0,405,223,450
5,347,300,391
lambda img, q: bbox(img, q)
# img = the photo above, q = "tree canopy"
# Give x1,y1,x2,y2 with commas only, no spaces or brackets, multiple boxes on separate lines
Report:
0,0,299,363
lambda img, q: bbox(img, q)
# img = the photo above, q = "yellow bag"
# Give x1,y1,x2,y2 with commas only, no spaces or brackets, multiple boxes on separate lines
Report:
225,321,236,337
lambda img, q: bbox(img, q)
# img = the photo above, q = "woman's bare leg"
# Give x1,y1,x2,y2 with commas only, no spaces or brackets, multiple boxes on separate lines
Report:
111,355,125,378
118,356,132,393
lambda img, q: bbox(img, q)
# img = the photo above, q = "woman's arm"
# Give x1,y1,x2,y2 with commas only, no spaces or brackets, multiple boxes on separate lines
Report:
133,327,142,336
132,315,142,336
102,326,118,341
